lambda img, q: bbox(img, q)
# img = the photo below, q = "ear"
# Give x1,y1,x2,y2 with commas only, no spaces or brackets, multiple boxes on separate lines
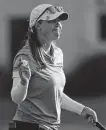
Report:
36,22,40,28
35,20,42,29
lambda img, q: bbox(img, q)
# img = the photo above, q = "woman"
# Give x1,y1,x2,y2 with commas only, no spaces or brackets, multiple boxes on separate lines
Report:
10,4,98,130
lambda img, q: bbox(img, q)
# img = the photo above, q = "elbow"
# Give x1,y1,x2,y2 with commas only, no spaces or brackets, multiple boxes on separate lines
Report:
11,96,22,104
11,93,21,104
11,90,25,104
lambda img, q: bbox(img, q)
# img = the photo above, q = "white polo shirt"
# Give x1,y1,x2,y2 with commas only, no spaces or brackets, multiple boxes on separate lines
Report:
12,41,66,130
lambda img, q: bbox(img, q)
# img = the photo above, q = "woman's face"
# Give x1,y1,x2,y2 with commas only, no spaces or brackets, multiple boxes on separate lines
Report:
38,19,63,41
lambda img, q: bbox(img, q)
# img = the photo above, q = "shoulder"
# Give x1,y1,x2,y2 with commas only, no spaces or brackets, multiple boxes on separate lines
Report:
13,43,40,74
13,43,34,71
13,43,32,65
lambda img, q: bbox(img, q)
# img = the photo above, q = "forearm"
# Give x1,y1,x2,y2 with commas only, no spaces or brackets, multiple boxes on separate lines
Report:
61,93,85,115
11,78,29,104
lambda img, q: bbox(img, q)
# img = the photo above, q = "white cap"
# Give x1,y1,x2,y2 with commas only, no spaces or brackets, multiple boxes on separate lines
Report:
29,4,69,28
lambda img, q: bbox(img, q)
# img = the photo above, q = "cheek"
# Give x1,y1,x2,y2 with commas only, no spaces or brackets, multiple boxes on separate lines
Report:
42,24,53,33
47,23,54,30
46,25,53,34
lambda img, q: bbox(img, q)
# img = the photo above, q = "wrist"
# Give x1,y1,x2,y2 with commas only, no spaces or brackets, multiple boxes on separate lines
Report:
20,79,29,86
77,105,85,115
81,106,90,117
81,106,86,115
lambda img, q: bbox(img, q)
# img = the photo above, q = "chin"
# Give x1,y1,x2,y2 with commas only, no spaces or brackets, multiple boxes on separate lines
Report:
54,35,60,40
57,35,61,40
53,37,60,41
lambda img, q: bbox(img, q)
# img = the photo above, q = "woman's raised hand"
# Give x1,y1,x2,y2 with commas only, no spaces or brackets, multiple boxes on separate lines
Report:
18,57,31,86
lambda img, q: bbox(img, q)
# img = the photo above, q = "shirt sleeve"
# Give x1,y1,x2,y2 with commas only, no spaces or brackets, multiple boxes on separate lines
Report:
12,54,32,79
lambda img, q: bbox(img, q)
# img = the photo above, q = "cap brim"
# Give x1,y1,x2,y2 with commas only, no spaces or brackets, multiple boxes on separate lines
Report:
49,12,69,21
58,12,69,21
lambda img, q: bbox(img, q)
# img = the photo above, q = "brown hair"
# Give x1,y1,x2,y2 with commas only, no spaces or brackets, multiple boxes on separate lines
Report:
23,22,46,69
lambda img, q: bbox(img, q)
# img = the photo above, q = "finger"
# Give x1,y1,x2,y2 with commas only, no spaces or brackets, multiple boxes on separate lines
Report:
22,60,28,66
21,65,30,72
20,57,28,66
19,69,31,79
20,67,31,74
92,111,98,122
17,57,23,67
20,57,23,64
20,67,29,72
88,116,93,122
20,57,22,62
20,65,31,73
88,116,92,122
88,116,96,125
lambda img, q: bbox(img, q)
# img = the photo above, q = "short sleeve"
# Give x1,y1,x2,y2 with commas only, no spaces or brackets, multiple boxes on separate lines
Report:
12,54,32,79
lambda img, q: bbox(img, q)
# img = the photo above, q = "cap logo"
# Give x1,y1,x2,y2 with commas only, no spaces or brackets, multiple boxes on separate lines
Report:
46,16,50,20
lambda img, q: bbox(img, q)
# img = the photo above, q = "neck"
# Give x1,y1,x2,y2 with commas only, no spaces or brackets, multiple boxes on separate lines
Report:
37,32,52,53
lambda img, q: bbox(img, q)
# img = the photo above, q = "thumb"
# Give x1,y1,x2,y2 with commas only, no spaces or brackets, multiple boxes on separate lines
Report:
20,57,28,66
92,111,98,122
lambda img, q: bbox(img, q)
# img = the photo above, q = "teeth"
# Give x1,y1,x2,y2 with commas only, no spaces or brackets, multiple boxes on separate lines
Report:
58,29,61,33
57,29,61,34
53,28,60,33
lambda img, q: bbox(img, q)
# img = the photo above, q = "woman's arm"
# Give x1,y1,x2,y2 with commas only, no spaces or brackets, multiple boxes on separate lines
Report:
61,93,98,125
11,76,29,104
61,93,85,115
11,58,31,104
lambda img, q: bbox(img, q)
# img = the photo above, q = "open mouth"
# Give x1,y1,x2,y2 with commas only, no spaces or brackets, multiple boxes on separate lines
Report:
53,28,61,34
